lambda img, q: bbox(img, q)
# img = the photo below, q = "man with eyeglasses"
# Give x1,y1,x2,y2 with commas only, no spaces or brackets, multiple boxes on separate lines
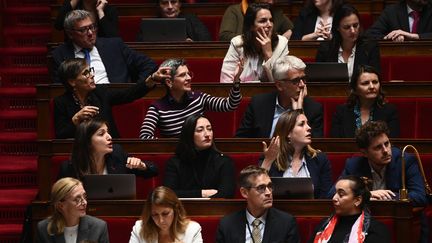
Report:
216,165,300,243
52,9,157,84
236,55,323,138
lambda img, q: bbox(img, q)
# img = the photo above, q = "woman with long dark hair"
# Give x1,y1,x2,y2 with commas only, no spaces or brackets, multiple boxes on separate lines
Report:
330,65,399,138
315,4,381,80
163,114,235,198
260,109,332,199
220,2,289,83
58,118,158,179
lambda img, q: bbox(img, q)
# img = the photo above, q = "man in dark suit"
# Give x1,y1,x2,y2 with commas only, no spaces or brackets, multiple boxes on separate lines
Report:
236,55,323,138
366,0,432,41
52,9,157,84
330,121,427,206
216,165,300,243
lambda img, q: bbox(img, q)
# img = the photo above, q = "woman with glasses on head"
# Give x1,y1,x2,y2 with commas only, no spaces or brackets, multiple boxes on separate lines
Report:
315,4,381,80
58,117,158,180
139,58,242,139
55,0,119,38
163,114,235,198
260,109,332,199
54,58,167,138
330,65,399,138
308,175,391,243
36,177,109,243
129,186,203,243
220,2,289,83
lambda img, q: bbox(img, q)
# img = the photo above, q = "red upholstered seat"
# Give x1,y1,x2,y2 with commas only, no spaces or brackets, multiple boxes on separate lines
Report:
200,15,222,41
118,16,141,42
112,98,152,138
382,56,432,81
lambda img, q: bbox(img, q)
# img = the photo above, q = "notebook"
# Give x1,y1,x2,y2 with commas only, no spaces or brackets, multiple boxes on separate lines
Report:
270,177,314,199
82,174,136,200
138,18,187,42
305,62,349,82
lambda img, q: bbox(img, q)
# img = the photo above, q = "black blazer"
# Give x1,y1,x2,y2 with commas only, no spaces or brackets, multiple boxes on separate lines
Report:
292,7,319,40
54,78,153,138
315,38,381,75
216,207,300,243
366,0,432,39
36,215,109,243
54,0,119,38
235,92,323,138
265,152,333,199
58,144,158,179
51,37,157,84
330,103,400,138
163,149,236,198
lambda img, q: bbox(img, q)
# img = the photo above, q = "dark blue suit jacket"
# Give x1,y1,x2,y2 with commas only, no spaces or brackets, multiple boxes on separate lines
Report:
51,37,157,83
330,147,427,206
235,92,323,138
265,152,333,199
216,207,300,243
366,0,432,39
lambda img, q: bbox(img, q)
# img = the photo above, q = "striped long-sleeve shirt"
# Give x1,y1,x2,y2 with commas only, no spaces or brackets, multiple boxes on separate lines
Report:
139,88,242,139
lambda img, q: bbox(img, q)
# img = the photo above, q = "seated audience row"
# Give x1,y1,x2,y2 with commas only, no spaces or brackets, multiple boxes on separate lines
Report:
37,171,392,242
53,54,400,141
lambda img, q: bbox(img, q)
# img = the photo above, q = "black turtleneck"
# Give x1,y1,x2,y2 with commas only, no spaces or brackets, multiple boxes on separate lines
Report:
328,213,361,243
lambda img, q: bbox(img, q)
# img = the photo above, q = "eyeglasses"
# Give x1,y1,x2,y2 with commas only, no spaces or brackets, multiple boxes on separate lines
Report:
82,67,95,78
71,24,98,34
248,183,273,194
280,76,308,86
174,71,194,79
64,194,87,206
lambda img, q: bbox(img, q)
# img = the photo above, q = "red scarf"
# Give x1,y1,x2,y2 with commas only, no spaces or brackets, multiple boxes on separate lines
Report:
313,211,366,243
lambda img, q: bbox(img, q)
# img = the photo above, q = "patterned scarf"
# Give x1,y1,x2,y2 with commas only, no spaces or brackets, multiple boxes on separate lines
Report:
313,210,371,243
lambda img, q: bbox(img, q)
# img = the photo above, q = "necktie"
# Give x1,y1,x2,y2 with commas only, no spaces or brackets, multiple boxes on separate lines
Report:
252,219,262,243
410,11,420,33
82,48,91,65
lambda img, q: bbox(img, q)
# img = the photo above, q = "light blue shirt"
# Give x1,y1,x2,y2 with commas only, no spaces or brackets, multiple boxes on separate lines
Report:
282,155,311,178
270,95,291,138
245,210,267,243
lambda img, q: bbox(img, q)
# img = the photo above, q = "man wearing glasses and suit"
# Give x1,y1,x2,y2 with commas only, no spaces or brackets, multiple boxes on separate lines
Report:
51,9,157,84
235,55,323,138
216,165,300,243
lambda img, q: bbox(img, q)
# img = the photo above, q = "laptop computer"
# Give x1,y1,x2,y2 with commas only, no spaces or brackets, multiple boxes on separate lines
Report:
138,18,187,42
82,174,136,200
305,62,349,82
270,177,314,199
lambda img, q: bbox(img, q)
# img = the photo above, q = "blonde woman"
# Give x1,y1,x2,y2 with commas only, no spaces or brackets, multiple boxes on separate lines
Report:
129,186,202,243
36,177,109,242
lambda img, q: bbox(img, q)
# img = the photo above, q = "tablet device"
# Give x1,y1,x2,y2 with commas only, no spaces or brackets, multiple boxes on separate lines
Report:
138,18,187,42
305,62,349,82
83,174,136,200
270,177,314,199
